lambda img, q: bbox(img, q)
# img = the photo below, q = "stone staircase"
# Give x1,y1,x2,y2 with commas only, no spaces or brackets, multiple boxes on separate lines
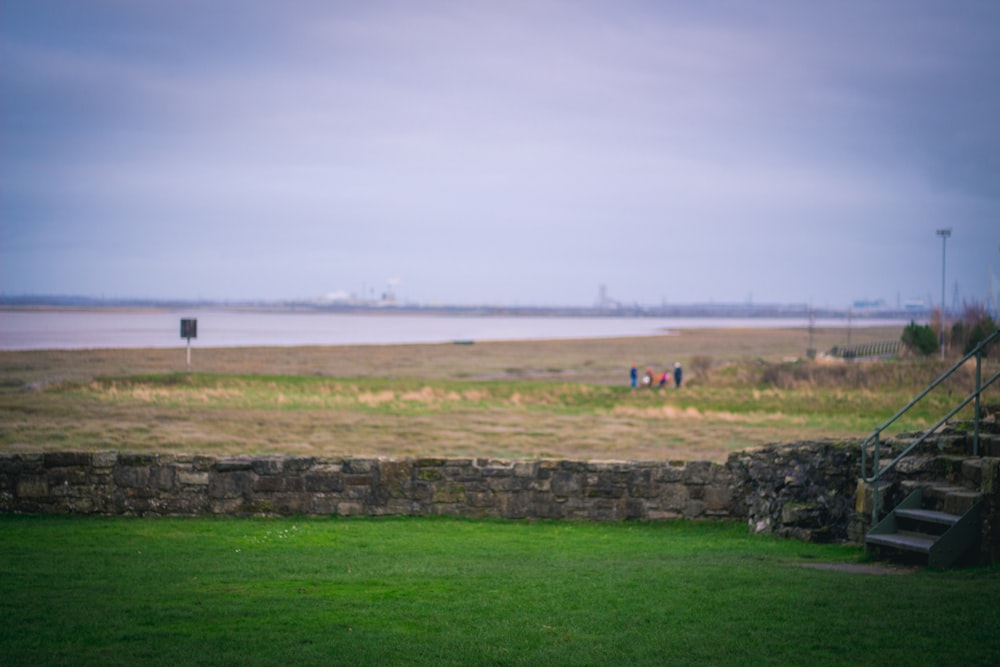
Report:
866,487,982,568
862,423,996,567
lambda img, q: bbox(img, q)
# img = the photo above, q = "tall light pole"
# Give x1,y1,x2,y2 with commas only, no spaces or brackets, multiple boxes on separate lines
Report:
936,228,951,360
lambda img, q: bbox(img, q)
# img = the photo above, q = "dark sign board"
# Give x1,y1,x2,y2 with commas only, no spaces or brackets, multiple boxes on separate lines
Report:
180,318,197,340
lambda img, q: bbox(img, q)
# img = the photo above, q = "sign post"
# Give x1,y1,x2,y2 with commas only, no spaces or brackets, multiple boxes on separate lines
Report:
180,318,197,371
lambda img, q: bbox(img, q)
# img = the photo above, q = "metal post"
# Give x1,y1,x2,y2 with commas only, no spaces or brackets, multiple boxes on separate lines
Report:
937,228,951,360
186,337,192,372
974,350,982,456
872,432,880,522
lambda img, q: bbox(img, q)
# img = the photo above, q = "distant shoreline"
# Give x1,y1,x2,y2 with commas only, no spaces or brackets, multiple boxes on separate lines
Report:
0,308,912,352
0,299,928,322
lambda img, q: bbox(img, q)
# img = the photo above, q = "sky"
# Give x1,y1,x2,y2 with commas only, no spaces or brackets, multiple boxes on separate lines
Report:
2,1,999,309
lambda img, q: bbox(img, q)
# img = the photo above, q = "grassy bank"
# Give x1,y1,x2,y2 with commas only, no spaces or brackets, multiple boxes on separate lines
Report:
2,515,998,666
1,371,978,461
3,326,996,461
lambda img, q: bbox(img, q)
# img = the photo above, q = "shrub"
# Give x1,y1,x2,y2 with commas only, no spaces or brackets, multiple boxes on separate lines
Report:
689,355,713,377
965,315,998,355
901,321,938,357
946,302,998,356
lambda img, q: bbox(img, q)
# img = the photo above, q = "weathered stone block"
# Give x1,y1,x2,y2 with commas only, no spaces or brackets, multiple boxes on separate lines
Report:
982,458,1000,495
781,502,821,527
119,453,158,466
150,465,176,490
943,491,981,516
209,471,254,499
433,483,466,504
444,463,480,482
512,461,537,477
411,481,433,502
46,466,87,487
496,491,529,518
584,485,623,499
17,477,48,498
379,460,412,495
625,498,647,519
586,498,625,521
660,483,688,511
253,475,286,493
44,452,90,468
282,457,316,473
215,458,253,472
191,456,216,471
252,458,284,475
283,476,305,492
417,468,442,481
487,476,532,493
269,493,312,514
178,471,210,486
344,474,373,487
684,461,714,485
68,497,96,513
209,498,244,514
114,465,150,488
627,468,657,498
551,471,582,497
481,464,513,478
344,458,376,474
92,451,118,468
704,484,733,512
981,436,1000,457
304,472,344,493
961,458,983,486
337,501,365,516
311,495,339,514
467,491,495,508
683,499,706,519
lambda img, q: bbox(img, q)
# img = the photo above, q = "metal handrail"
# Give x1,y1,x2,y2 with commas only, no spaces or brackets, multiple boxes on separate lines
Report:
860,328,999,521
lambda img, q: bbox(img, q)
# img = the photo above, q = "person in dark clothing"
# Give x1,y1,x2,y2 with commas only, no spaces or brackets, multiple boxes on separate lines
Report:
630,365,638,388
673,362,683,388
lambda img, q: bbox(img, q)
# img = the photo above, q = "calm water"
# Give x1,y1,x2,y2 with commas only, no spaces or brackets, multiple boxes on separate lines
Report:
0,310,907,351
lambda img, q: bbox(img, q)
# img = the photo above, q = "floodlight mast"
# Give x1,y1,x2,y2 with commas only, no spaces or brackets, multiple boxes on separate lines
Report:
936,228,951,360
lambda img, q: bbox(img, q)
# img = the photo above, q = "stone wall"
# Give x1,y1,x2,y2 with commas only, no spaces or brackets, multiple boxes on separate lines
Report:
727,440,860,542
0,452,737,522
4,439,997,564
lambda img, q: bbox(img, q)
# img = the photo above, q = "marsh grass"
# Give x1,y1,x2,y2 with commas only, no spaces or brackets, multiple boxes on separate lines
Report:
2,368,987,460
2,327,996,461
2,515,997,666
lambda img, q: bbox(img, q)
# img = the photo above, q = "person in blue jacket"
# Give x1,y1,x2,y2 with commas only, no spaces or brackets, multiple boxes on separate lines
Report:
630,365,638,388
673,362,683,388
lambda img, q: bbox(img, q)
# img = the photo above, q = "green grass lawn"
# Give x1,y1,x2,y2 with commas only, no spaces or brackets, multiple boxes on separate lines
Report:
2,516,997,666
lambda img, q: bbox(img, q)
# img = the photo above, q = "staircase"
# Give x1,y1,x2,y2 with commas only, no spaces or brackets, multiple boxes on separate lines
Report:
865,480,983,568
858,328,1000,567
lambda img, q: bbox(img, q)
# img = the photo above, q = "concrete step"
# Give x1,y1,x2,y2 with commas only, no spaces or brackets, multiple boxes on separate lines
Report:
866,531,935,554
894,508,959,527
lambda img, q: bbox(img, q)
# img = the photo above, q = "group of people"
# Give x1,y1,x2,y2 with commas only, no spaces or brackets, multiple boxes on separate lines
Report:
630,363,682,389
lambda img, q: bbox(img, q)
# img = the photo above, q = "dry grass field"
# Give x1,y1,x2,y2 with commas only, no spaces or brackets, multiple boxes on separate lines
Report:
2,326,894,384
4,325,993,462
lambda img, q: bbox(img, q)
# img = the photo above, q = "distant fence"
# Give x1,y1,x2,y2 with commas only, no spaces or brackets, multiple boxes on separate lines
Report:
828,340,900,360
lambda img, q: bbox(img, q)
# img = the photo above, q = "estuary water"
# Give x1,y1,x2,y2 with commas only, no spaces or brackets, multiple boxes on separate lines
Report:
0,309,907,351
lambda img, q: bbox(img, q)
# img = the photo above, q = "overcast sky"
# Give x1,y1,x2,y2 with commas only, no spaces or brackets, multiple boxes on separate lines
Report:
2,1,998,308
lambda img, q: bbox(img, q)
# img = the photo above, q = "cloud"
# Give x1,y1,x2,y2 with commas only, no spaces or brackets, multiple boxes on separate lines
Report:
2,1,998,305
